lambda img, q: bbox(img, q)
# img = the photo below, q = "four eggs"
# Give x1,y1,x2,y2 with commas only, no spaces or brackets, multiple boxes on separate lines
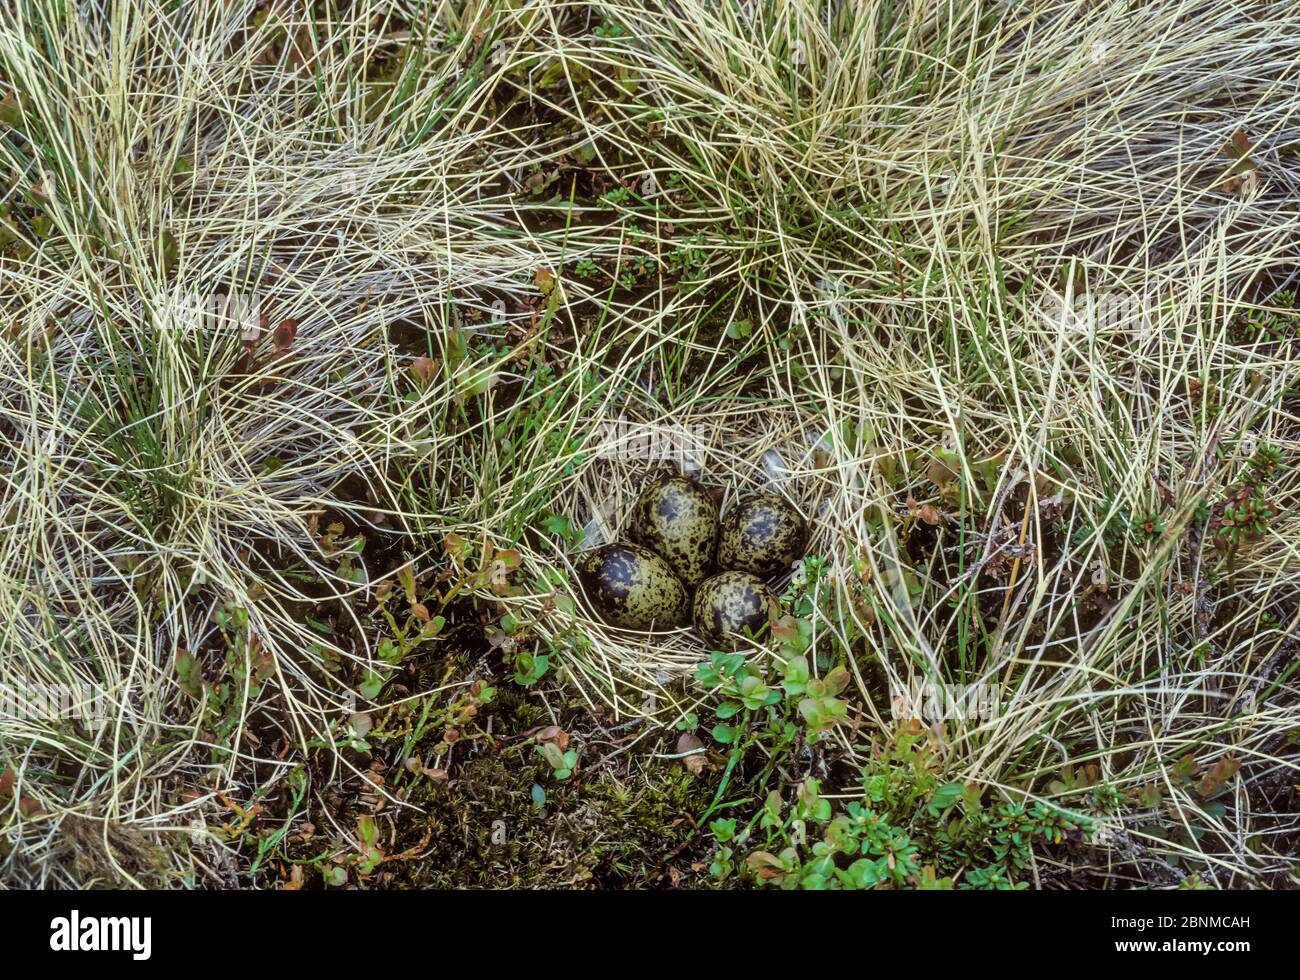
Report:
576,475,807,649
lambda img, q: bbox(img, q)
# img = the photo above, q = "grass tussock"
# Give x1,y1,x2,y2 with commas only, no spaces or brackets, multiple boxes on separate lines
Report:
0,0,1297,889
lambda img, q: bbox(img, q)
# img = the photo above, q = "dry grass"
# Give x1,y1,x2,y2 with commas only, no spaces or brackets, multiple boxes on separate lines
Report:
0,0,1296,888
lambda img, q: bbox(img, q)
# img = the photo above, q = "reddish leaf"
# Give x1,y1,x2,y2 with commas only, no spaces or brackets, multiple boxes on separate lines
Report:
396,563,417,603
533,726,570,751
906,493,942,526
1172,753,1200,782
746,851,785,878
1196,756,1242,798
824,666,851,696
410,356,439,383
1227,128,1254,160
272,318,298,354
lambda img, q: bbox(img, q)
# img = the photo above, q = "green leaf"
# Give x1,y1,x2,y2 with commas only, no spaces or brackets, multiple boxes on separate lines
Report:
513,651,549,686
715,700,743,720
710,818,736,842
539,741,565,770
928,782,965,815
357,815,377,846
542,514,568,535
175,651,203,699
782,654,810,694
840,857,885,889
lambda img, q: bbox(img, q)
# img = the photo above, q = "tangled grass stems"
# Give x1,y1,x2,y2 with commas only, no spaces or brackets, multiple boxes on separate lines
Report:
0,0,1296,887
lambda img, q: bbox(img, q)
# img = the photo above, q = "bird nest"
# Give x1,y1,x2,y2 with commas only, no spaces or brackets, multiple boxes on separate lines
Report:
506,398,854,720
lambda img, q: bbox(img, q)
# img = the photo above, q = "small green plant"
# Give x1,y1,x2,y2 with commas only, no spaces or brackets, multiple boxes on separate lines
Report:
1233,291,1300,342
1248,443,1283,480
706,724,1092,889
1213,444,1285,553
1075,496,1174,551
176,605,277,764
488,609,552,687
779,654,851,742
1090,782,1125,815
600,185,632,207
512,648,550,687
724,318,752,341
695,651,782,745
536,740,579,781
708,818,738,878
365,563,446,699
1134,511,1165,540
1215,491,1276,548
666,233,709,279
593,19,627,39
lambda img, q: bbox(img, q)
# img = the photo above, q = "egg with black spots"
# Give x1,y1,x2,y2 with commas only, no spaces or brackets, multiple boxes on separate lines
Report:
576,543,689,631
631,475,718,589
717,493,806,577
693,571,779,650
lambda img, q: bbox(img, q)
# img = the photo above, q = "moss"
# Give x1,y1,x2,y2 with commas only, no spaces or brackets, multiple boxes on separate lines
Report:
408,685,716,887
380,751,720,889
250,669,728,889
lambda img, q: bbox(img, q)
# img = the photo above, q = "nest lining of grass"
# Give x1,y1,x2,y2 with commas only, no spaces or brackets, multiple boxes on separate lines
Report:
520,399,842,717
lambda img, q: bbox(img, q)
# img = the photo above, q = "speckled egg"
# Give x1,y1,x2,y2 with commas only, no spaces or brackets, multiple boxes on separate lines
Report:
717,493,806,578
576,542,689,631
631,475,718,589
693,571,779,650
